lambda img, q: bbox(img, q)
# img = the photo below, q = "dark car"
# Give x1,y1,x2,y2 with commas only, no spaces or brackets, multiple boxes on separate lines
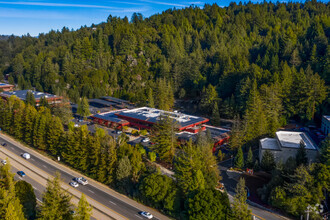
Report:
2,143,7,147
17,171,26,177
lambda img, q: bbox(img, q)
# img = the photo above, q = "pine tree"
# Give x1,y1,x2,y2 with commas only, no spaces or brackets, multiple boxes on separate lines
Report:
23,105,36,145
74,194,92,220
77,97,90,119
246,147,254,169
15,181,37,219
39,173,72,220
150,115,178,163
211,102,220,126
234,147,244,169
46,116,64,156
232,178,251,220
296,141,308,166
261,150,276,172
147,88,154,108
116,156,132,193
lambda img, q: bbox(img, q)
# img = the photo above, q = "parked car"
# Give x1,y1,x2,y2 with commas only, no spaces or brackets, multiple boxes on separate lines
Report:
22,153,30,159
17,171,26,177
76,177,88,185
141,137,150,143
2,143,7,147
114,130,122,134
69,181,79,188
1,160,6,165
140,211,153,219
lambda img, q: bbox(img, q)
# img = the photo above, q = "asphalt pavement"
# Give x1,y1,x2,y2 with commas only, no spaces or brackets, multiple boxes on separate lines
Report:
0,134,168,220
218,156,290,220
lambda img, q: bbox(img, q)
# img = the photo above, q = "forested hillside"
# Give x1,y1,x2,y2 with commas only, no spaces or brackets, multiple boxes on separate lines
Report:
0,2,329,127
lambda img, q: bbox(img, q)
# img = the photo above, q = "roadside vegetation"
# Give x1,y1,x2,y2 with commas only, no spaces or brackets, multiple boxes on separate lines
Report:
0,1,329,219
0,161,92,219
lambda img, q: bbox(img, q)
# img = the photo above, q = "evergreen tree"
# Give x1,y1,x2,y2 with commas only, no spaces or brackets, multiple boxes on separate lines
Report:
232,178,251,220
187,189,231,220
211,102,220,126
39,173,72,220
151,115,178,163
234,147,244,169
319,134,330,165
261,150,276,172
25,91,36,106
74,194,92,220
15,181,36,220
147,88,154,108
246,147,254,169
116,156,132,193
296,141,308,166
77,97,90,119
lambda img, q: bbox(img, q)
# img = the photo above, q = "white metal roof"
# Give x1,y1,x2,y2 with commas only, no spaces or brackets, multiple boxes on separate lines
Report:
323,115,330,122
260,138,281,151
276,131,316,150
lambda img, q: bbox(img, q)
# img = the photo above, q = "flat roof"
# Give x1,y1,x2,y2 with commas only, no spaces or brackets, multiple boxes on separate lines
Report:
323,115,330,122
1,90,57,100
92,110,129,124
116,107,208,129
101,96,131,104
260,138,281,151
88,99,117,107
0,83,13,87
276,131,317,150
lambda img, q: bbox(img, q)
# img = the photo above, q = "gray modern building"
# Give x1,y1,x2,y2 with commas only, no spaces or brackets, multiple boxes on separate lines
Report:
321,115,330,136
259,131,318,164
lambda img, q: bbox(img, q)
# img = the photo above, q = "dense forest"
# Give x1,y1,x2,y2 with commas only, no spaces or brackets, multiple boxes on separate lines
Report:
0,1,329,120
0,1,329,219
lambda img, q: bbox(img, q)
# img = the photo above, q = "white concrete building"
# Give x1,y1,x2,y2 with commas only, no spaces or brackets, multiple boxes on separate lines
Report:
321,115,330,136
259,131,318,164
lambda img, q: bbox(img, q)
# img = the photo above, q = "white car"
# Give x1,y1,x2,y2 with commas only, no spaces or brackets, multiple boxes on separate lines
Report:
77,177,88,185
140,211,153,219
142,138,150,143
1,160,6,165
70,181,79,188
22,153,30,159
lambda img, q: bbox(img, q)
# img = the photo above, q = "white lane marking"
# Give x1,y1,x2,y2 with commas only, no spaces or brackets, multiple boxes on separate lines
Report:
36,198,43,203
109,201,116,205
43,165,47,168
18,177,22,180
88,189,94,194
11,147,14,150
31,158,35,161
135,214,143,219
33,186,37,190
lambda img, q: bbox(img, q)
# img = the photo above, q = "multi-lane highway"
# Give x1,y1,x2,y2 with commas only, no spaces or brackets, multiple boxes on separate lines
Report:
0,133,169,220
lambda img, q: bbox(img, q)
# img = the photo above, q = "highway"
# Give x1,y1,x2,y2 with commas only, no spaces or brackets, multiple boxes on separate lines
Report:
0,133,169,220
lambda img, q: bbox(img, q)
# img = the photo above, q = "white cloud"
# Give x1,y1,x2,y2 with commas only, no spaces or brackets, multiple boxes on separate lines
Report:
0,1,117,9
139,0,188,7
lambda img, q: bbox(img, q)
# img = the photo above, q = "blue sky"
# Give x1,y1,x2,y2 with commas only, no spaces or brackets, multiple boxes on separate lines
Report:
0,0,285,36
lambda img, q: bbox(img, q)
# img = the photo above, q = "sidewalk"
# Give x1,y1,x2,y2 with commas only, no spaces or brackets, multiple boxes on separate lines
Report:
0,133,170,220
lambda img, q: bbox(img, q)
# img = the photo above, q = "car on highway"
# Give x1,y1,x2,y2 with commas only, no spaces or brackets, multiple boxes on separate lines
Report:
69,181,79,188
22,153,30,159
140,211,153,219
17,171,26,177
2,142,7,147
76,177,88,185
1,160,6,165
141,137,150,143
